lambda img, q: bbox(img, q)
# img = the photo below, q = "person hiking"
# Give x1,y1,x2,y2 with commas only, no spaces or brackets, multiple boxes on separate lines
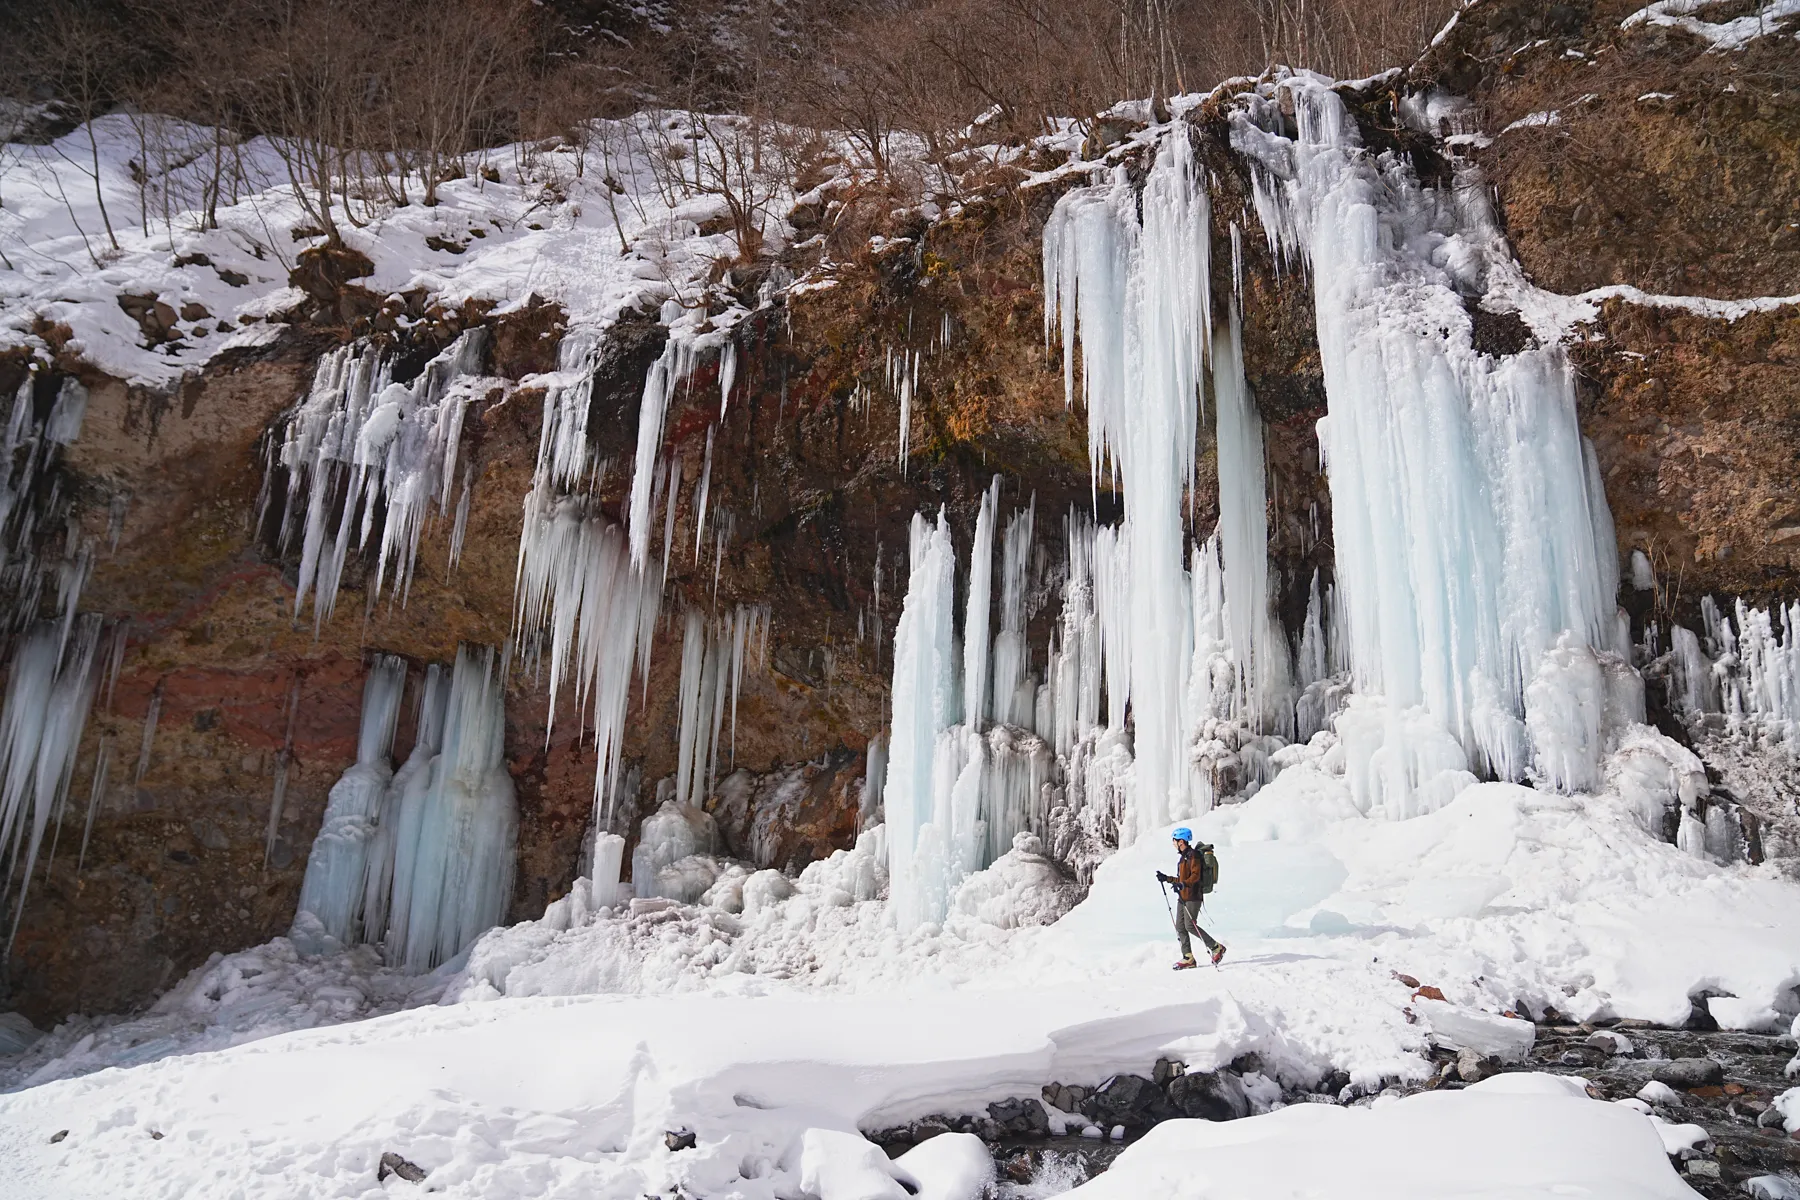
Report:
1157,828,1225,969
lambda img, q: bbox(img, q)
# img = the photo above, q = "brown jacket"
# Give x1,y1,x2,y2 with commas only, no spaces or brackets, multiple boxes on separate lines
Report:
1174,846,1205,901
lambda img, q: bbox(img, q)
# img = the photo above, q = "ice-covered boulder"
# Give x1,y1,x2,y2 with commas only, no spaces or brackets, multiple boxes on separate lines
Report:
1413,997,1535,1062
0,1012,42,1056
631,799,718,897
949,832,1082,929
797,828,885,903
653,854,726,905
892,1132,994,1200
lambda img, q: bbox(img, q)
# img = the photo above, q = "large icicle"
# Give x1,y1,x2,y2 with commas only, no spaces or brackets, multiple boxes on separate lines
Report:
292,655,408,945
626,309,698,568
962,479,1000,733
0,616,103,950
1044,122,1211,835
673,604,769,810
1212,227,1291,735
1234,80,1621,779
514,487,659,824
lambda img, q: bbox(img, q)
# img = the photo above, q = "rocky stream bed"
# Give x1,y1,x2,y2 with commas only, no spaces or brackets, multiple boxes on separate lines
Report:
869,1021,1800,1197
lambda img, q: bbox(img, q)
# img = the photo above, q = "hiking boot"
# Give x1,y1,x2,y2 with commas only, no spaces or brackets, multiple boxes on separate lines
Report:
1174,956,1198,970
1210,944,1227,966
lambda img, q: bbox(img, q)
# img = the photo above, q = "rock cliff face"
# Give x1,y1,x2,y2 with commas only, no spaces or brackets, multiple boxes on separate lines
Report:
1413,0,1800,614
2,0,1795,1025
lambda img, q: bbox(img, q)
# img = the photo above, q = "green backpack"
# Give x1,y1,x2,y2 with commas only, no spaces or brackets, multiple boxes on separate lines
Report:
1198,843,1219,895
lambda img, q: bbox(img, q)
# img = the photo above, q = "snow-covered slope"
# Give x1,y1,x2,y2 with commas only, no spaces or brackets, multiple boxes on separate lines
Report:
0,112,773,387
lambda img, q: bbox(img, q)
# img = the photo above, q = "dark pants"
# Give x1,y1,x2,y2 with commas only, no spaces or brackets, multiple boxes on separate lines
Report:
1176,898,1219,958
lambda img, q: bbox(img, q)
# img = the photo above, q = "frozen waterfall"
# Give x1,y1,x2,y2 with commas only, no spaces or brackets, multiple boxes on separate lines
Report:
1234,79,1623,783
291,646,518,972
1044,121,1210,834
292,654,407,945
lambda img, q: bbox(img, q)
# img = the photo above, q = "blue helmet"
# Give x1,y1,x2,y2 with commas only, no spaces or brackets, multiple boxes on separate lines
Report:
1171,827,1193,842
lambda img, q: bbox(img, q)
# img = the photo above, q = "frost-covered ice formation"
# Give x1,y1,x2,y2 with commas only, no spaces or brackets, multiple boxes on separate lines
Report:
515,302,765,829
8,71,1800,1200
291,655,407,946
0,370,125,946
879,77,1735,929
266,330,498,630
1235,79,1623,787
290,645,517,972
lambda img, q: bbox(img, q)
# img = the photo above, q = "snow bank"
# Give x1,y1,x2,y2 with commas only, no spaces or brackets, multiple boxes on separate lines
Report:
1062,1077,1695,1198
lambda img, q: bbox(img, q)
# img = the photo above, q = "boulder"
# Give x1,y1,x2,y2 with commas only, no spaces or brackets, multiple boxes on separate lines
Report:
1651,1058,1725,1089
1084,1074,1177,1129
1166,1070,1249,1121
986,1098,1050,1139
377,1153,426,1183
1585,1030,1634,1056
1456,1047,1497,1083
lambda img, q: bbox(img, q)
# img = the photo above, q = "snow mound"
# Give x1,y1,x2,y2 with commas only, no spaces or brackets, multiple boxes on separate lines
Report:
1062,1074,1696,1199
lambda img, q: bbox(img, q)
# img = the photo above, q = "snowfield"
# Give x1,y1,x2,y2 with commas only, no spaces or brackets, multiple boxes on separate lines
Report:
2,741,1797,1197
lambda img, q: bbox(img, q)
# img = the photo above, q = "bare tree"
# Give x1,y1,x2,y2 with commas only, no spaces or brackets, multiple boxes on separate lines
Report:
33,0,130,257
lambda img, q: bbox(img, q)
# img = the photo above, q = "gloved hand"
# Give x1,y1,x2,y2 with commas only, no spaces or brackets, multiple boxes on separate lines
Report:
1155,871,1172,884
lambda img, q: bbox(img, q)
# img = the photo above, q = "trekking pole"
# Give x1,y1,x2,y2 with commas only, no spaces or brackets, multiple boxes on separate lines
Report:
1159,877,1177,927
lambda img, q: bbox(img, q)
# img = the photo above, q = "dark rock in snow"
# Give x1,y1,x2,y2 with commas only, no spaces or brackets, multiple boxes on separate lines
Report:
1653,1058,1726,1089
378,1152,427,1183
1085,1074,1177,1129
1458,1048,1499,1083
987,1098,1050,1138
912,1119,952,1142
1559,1047,1608,1068
1166,1070,1250,1121
665,1129,697,1151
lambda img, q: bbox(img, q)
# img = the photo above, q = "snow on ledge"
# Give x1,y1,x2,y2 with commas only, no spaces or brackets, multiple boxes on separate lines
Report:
1622,0,1800,51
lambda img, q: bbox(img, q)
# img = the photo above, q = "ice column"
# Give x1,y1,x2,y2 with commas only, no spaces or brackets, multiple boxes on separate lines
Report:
1236,80,1620,777
293,654,407,945
378,645,517,973
990,503,1037,729
1045,124,1209,835
363,663,446,944
882,511,959,930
